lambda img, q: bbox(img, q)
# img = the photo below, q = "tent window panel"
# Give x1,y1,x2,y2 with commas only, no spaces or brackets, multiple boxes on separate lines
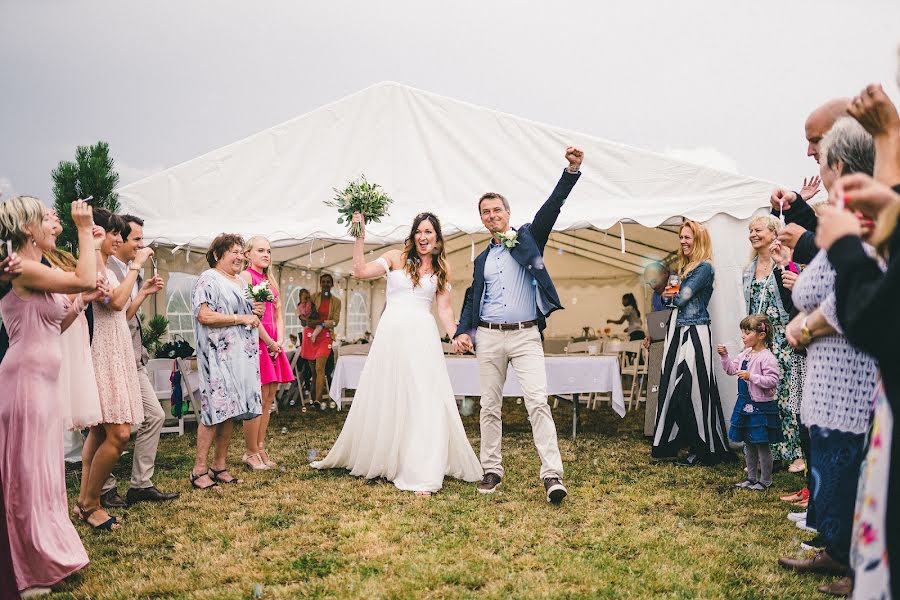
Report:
282,284,303,338
346,291,369,341
165,272,198,346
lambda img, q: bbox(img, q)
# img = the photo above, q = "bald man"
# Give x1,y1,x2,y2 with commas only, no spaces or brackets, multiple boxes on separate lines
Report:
774,98,851,264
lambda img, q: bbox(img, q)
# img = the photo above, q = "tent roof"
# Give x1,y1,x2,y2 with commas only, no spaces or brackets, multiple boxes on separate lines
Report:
118,81,774,256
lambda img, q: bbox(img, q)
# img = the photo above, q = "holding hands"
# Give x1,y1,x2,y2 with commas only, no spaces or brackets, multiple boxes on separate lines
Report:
453,333,473,354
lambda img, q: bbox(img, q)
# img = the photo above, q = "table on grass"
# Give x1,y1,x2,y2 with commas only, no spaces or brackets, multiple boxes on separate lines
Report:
328,354,625,440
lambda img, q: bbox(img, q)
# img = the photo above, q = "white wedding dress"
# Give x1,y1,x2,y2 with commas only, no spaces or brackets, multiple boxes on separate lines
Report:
311,258,483,492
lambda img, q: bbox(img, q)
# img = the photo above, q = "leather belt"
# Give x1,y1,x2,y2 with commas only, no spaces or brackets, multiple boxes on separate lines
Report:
479,320,538,331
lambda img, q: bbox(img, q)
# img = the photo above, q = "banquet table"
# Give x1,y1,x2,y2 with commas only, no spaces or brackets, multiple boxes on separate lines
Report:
328,354,625,440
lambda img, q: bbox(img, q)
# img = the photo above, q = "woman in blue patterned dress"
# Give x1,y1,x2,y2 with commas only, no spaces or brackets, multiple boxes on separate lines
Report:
189,234,265,490
742,215,800,466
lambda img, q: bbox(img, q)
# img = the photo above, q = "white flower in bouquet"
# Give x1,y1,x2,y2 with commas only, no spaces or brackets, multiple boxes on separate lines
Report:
325,175,394,238
247,280,274,303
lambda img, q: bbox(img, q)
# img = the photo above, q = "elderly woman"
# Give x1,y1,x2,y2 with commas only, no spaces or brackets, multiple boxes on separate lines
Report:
189,233,265,490
741,216,801,469
777,118,880,586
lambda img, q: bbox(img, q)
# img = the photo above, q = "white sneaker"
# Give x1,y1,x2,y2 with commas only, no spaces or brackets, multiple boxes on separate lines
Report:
795,519,817,533
787,511,807,523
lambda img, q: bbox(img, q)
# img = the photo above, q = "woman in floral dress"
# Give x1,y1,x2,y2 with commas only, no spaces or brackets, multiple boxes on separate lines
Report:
742,216,800,464
189,233,265,490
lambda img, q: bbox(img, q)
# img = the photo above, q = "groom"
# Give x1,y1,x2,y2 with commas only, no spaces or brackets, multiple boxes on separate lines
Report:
454,146,584,504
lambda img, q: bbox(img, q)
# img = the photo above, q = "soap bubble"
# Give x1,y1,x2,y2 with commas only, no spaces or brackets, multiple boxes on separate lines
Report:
288,276,294,283
571,297,578,305
281,427,288,434
307,448,318,461
557,247,564,255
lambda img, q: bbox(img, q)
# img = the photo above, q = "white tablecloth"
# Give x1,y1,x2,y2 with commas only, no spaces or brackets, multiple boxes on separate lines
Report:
329,354,625,417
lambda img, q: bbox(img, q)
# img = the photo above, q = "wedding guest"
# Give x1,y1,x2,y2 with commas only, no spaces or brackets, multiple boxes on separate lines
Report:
651,220,732,466
0,252,21,598
815,83,900,599
643,261,669,313
718,314,782,491
0,197,96,595
189,234,264,490
77,208,150,531
741,216,801,471
296,288,323,343
241,236,295,469
300,273,341,410
41,210,104,436
607,293,645,340
778,118,879,590
99,214,179,506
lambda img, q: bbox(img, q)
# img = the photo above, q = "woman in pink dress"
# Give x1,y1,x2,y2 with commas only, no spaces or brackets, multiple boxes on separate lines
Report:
241,236,294,469
0,197,98,595
77,208,151,532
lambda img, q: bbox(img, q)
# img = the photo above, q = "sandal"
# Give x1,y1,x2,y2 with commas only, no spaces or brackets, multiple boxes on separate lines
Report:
190,469,219,490
211,468,241,485
242,453,269,471
75,501,120,531
259,449,277,468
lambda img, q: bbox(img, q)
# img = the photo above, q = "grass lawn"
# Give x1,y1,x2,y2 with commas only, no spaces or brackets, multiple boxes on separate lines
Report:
53,400,835,599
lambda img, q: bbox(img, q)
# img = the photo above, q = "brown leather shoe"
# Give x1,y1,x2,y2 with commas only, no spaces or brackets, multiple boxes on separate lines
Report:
100,488,129,509
778,551,848,576
817,576,852,597
477,473,501,494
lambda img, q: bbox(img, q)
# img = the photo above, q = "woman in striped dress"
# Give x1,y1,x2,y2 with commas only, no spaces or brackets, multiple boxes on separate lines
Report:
651,220,732,466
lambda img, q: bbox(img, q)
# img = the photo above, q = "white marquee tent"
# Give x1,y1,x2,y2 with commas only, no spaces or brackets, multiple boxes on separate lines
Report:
118,81,775,414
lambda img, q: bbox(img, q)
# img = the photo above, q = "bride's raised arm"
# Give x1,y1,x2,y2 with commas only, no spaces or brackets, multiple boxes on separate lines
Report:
351,212,395,280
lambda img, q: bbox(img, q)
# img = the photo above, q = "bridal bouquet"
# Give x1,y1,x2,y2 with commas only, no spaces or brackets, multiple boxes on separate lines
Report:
247,280,274,303
325,175,393,238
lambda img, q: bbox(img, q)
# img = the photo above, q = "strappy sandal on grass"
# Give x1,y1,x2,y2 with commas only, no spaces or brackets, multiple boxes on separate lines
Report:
190,469,219,491
75,501,120,531
211,468,242,485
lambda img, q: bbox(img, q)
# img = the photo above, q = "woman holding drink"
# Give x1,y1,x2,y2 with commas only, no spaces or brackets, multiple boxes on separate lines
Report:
651,220,733,466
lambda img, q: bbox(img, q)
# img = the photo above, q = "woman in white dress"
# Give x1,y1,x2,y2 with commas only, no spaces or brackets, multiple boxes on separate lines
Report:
311,212,483,496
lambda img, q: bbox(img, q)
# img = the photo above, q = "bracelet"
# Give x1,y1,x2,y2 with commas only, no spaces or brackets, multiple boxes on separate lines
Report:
233,315,238,326
129,266,141,272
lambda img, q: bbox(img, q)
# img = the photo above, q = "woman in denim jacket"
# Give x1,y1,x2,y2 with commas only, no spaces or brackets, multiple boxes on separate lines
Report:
651,220,732,466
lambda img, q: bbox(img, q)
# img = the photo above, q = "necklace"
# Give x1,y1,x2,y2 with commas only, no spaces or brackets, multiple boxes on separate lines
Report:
215,267,240,282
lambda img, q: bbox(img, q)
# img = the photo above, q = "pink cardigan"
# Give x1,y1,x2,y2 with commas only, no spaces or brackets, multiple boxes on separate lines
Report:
720,348,781,402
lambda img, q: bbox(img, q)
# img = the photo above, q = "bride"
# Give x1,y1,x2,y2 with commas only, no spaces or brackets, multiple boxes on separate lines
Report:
310,211,483,495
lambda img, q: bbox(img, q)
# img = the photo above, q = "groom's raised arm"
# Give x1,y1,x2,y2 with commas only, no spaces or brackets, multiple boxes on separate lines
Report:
531,147,584,251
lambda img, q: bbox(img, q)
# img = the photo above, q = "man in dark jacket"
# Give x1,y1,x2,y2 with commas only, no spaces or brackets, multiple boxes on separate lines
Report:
454,146,583,504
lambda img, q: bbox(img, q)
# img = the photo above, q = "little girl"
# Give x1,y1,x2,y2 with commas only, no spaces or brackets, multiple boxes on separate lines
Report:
297,288,323,343
717,314,782,491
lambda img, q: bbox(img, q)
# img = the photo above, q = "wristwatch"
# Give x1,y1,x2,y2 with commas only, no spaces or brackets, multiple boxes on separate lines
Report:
799,318,814,345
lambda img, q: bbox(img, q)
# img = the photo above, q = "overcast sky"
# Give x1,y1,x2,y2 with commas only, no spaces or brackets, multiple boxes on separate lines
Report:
2,0,898,203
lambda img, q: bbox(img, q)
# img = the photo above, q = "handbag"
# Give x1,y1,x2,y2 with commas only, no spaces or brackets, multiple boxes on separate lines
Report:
155,334,195,359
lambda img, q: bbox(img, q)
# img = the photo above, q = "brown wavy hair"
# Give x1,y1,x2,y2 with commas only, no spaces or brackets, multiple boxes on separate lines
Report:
740,314,773,350
402,212,449,293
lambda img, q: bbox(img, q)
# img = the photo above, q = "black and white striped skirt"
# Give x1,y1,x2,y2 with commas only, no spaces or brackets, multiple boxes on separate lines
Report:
651,318,732,463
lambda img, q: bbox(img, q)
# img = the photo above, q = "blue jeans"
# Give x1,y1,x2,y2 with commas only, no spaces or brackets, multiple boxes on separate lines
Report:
809,426,866,565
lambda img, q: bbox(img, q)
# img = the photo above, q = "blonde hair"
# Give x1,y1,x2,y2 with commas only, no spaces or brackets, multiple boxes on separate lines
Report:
44,248,78,271
243,235,279,295
0,196,44,258
677,220,713,277
748,215,781,259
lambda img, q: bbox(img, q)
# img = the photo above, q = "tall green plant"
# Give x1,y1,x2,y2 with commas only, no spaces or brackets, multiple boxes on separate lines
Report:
51,142,121,251
140,314,170,357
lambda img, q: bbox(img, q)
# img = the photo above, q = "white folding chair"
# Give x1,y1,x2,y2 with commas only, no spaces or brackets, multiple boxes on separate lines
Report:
176,357,202,425
146,358,183,436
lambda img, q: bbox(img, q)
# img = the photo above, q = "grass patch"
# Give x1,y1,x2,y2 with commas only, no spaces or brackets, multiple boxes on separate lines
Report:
53,401,836,599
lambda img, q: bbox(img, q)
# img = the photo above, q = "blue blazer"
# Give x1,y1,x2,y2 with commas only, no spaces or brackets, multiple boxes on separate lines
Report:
455,170,581,336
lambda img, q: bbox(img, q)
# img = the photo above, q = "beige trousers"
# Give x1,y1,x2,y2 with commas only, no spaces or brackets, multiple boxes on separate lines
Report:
103,365,165,491
475,326,563,481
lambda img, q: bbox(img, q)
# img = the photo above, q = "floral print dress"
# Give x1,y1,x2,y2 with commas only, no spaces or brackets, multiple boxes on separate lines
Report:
749,277,800,462
191,269,262,426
